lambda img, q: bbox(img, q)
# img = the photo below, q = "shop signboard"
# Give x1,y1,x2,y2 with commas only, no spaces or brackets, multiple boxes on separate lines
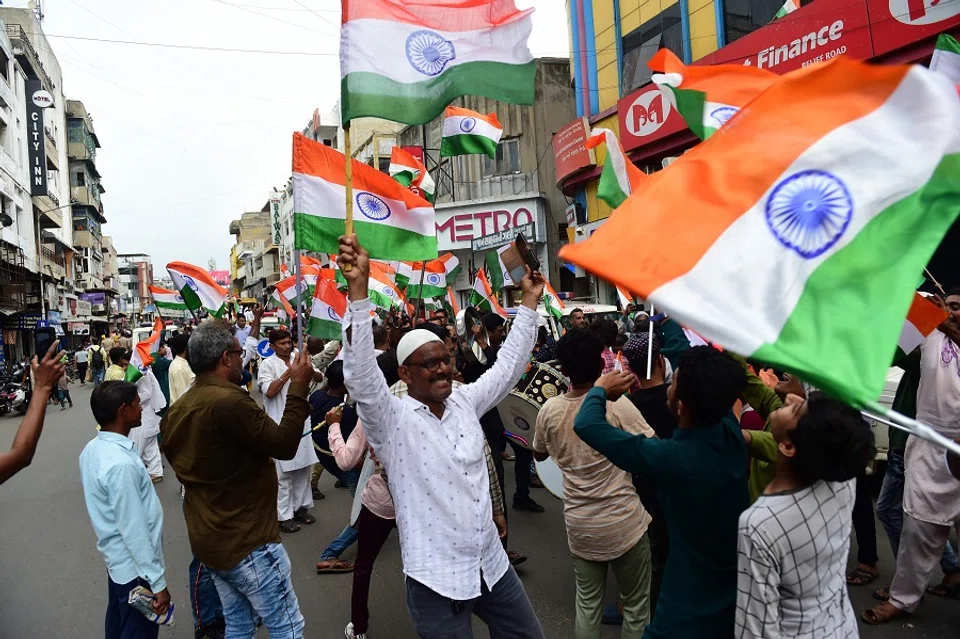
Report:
17,313,41,329
617,84,687,152
401,146,424,164
81,292,106,305
471,223,536,252
435,197,546,250
75,300,92,317
47,310,62,325
868,0,960,57
699,0,873,72
552,117,595,183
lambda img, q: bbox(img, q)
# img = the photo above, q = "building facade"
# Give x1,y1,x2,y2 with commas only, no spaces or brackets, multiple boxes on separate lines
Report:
558,0,960,301
229,209,280,300
116,253,154,323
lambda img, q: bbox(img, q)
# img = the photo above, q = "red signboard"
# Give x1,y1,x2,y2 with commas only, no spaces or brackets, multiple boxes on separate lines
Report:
552,117,595,183
868,0,960,56
401,145,424,164
699,0,874,72
617,83,687,152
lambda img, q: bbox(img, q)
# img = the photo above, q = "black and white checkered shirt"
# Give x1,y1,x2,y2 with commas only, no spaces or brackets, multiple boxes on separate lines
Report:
735,479,858,638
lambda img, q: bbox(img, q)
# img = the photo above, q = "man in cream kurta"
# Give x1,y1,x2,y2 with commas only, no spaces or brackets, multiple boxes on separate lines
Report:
258,329,319,532
129,367,167,482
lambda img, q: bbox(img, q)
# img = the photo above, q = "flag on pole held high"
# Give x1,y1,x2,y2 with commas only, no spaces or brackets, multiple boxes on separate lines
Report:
649,48,776,140
292,133,438,261
339,0,536,125
484,245,515,292
440,107,504,159
308,278,349,341
273,276,310,316
931,33,960,85
444,286,460,316
559,58,960,408
897,292,948,360
406,260,447,299
148,285,188,312
166,262,228,316
369,268,405,310
126,317,163,383
586,128,647,209
393,260,414,290
437,252,462,284
470,268,508,317
389,147,436,203
543,282,565,320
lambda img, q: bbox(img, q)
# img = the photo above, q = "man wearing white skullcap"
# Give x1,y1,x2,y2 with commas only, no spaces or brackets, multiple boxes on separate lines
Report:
338,233,546,639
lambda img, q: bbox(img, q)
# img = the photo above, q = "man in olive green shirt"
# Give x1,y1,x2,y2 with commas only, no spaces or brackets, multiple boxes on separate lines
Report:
161,320,314,638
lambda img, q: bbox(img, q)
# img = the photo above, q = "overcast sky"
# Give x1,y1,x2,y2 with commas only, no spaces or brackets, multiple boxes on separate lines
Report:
38,0,569,272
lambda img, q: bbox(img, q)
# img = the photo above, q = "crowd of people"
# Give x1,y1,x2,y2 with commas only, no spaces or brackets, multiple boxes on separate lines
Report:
2,236,959,639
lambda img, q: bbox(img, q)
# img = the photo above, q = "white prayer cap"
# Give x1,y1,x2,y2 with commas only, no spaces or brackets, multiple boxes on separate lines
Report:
397,329,443,365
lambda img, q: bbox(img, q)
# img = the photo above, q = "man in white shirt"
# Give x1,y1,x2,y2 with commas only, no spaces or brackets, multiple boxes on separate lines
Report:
168,334,196,405
234,315,251,344
258,328,320,534
338,234,545,638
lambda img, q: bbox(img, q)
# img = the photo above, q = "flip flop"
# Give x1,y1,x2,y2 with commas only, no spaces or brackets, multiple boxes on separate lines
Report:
872,585,890,602
861,603,909,625
316,559,354,574
846,567,879,586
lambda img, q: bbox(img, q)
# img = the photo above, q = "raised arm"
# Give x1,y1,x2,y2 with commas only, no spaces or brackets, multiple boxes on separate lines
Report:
730,352,783,422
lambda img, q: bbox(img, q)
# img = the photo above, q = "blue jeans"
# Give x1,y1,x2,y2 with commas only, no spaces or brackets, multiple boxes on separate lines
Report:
189,554,224,631
208,543,304,639
876,450,959,573
405,567,544,638
93,366,105,385
320,467,362,560
105,575,159,639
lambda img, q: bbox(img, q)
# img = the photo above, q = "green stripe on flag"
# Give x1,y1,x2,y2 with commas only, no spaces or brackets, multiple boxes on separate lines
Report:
485,251,505,292
307,317,341,341
440,134,498,159
673,87,708,141
179,286,203,312
294,214,437,261
392,171,416,188
341,61,536,125
751,154,960,408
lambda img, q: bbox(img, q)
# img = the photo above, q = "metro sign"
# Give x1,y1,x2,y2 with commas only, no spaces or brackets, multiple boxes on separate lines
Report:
870,0,960,56
617,83,686,152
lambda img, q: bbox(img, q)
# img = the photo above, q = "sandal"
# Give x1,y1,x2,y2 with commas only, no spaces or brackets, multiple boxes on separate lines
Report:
846,566,879,586
861,602,909,625
279,520,301,534
872,585,890,601
926,580,960,599
316,559,354,573
508,550,527,567
293,509,316,525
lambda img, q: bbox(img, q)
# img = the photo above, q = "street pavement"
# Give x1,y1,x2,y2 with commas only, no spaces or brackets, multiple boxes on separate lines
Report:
0,382,957,638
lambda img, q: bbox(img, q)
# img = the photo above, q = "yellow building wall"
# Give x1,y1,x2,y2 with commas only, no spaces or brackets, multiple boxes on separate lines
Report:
689,0,719,61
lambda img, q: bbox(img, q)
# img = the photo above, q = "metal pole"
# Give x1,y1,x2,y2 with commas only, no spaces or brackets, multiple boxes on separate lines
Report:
646,303,655,379
294,250,303,350
864,404,960,456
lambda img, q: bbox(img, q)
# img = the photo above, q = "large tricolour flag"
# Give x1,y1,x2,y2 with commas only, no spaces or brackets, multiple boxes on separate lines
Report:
339,0,536,125
126,317,163,383
166,262,227,316
292,133,437,261
148,285,188,312
931,33,960,85
406,260,447,299
586,128,647,209
470,268,507,317
649,48,775,140
440,107,504,159
308,278,348,341
897,293,948,360
559,57,960,409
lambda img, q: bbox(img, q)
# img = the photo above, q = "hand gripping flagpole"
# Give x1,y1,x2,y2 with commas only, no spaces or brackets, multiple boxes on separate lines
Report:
343,122,354,274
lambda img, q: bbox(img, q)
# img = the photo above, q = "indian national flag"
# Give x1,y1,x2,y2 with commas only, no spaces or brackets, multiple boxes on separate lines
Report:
586,128,647,209
559,58,960,408
470,268,507,317
438,252,462,284
649,48,775,140
148,285,188,312
897,292,948,360
369,268,404,310
440,107,504,159
292,133,437,261
126,317,163,383
407,260,447,298
543,282,565,320
615,285,633,310
340,0,535,125
393,261,414,290
389,147,436,203
167,262,228,316
273,276,310,316
308,278,348,341
931,34,960,85
774,0,798,19
485,245,515,292
444,286,460,315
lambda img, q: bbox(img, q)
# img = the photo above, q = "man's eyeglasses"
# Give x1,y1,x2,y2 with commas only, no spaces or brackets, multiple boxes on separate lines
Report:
225,348,244,357
406,355,452,372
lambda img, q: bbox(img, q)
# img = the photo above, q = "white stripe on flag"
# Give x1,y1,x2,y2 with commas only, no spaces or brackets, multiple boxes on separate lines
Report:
443,115,503,143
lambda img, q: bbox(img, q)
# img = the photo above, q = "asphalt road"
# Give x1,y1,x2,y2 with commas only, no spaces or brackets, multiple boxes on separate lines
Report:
0,383,957,638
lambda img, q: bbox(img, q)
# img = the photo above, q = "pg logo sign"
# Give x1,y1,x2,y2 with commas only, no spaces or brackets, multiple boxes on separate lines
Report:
623,88,672,138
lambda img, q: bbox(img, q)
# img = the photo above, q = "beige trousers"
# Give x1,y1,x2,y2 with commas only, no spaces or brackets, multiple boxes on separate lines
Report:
890,513,960,612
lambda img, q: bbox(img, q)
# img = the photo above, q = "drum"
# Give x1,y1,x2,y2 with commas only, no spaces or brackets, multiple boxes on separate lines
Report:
535,457,564,500
497,362,567,449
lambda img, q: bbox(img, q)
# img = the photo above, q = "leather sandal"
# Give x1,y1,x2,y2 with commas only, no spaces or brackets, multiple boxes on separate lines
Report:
861,602,909,625
279,519,301,534
293,508,316,525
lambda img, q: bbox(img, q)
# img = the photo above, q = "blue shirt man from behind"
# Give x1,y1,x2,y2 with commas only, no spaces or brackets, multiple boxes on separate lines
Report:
80,381,170,639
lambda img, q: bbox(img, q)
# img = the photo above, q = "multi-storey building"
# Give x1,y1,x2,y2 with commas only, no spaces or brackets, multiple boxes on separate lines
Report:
116,253,154,323
229,209,280,301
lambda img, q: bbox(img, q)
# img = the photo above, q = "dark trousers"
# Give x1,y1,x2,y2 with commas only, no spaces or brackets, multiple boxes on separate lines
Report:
647,512,669,617
189,554,224,631
78,362,88,383
105,576,159,639
510,442,532,501
487,428,509,549
405,567,544,639
852,473,879,566
352,505,397,634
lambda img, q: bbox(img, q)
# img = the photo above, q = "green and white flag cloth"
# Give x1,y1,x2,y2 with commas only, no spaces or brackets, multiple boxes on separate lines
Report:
774,0,798,19
931,33,960,85
440,107,504,159
484,245,515,292
148,285,188,311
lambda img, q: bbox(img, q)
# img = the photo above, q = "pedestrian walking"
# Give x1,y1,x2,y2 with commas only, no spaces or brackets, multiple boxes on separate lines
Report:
57,373,73,410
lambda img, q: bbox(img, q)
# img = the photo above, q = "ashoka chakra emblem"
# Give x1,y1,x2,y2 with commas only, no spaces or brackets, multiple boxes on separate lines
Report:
174,294,184,303
327,306,341,321
405,30,456,77
765,169,853,259
381,285,395,297
426,273,442,286
459,117,477,133
708,106,738,129
356,192,391,221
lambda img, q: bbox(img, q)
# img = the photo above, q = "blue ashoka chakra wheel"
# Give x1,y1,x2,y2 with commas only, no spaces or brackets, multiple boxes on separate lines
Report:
381,285,395,298
459,117,477,133
707,106,738,129
405,30,456,76
765,169,853,259
327,306,341,321
174,294,184,303
182,275,200,292
356,192,391,221
426,273,443,286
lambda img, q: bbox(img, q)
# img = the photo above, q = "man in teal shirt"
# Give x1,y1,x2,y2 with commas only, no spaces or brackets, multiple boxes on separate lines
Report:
575,347,749,638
